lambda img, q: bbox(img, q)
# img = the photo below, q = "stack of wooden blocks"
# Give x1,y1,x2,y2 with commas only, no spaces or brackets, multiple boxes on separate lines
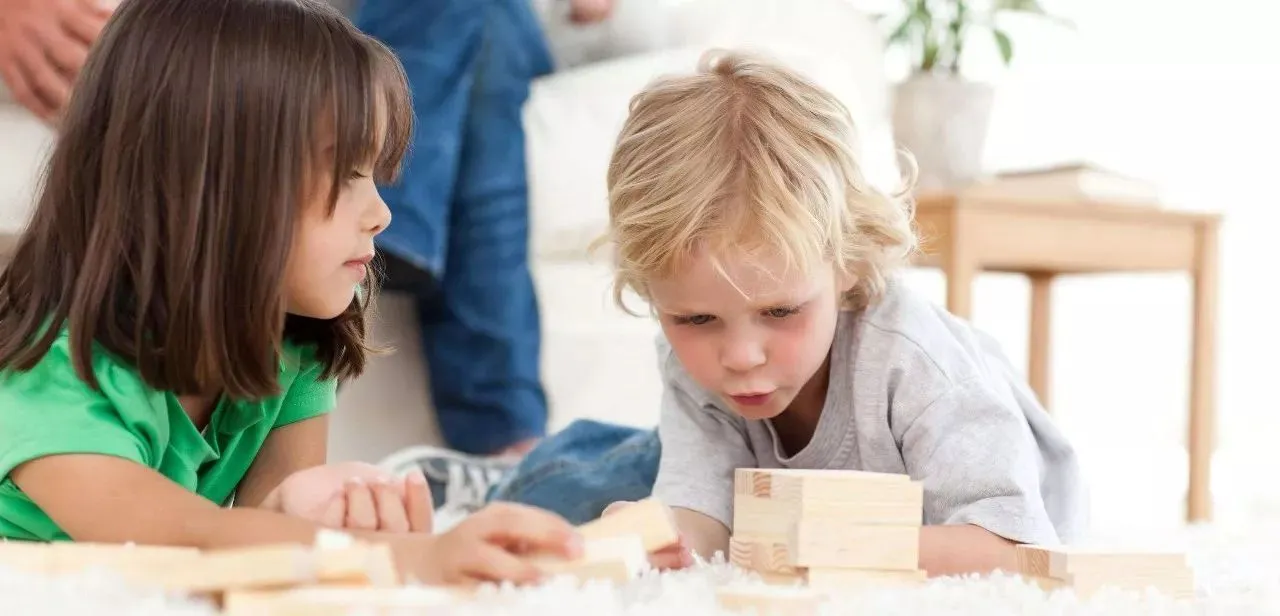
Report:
1015,543,1195,600
729,468,928,591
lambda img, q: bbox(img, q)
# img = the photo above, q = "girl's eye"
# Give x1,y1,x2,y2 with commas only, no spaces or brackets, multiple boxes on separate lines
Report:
765,306,800,319
675,314,714,326
349,170,370,180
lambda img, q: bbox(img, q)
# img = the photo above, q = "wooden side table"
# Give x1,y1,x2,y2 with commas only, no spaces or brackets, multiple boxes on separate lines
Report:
911,191,1222,524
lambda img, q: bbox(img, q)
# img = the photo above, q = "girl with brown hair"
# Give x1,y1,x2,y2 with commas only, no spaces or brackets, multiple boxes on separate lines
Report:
0,0,580,585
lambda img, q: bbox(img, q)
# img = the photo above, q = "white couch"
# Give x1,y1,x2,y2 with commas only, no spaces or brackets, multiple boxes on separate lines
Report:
327,0,900,462
0,0,898,463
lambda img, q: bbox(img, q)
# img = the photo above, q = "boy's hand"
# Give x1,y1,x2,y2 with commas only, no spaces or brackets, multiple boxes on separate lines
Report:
602,500,694,570
412,503,583,585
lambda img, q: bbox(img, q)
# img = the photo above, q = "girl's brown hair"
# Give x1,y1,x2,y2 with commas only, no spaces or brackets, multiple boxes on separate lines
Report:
0,0,412,400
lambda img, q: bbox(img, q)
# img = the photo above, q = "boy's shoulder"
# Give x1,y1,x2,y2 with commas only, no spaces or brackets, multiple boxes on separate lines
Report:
843,279,1007,388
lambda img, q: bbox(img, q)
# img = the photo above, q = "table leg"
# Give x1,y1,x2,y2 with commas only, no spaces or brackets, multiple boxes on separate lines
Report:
943,214,975,319
1188,223,1219,523
1028,272,1054,409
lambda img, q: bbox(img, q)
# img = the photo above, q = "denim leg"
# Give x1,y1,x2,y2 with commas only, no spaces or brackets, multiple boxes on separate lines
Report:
420,0,555,455
487,420,661,525
353,0,484,277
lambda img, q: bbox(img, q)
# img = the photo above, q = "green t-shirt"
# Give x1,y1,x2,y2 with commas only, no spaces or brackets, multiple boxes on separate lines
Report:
0,330,337,540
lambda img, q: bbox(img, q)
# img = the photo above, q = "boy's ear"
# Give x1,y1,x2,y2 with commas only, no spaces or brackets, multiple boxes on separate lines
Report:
837,268,858,294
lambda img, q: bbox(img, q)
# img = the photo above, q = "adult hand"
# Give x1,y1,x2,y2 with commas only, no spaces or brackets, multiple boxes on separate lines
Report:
0,0,115,121
568,0,614,24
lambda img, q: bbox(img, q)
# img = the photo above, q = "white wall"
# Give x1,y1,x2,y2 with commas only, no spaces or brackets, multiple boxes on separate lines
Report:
862,0,1280,533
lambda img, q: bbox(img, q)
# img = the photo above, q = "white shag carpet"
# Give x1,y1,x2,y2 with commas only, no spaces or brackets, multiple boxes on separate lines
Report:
6,524,1280,615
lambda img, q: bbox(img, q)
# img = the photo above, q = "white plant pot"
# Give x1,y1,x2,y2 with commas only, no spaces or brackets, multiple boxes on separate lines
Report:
891,72,994,190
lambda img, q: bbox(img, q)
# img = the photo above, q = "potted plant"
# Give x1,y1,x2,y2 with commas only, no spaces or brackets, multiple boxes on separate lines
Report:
879,0,1070,189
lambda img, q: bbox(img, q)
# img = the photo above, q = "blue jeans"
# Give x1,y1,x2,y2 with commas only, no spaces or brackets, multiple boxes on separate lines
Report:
355,0,555,455
488,420,662,525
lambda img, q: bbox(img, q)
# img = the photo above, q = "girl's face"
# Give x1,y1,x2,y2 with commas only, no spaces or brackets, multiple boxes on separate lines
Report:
284,161,391,320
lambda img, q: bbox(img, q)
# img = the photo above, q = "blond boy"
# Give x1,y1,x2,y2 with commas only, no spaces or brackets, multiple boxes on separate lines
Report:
389,50,1086,577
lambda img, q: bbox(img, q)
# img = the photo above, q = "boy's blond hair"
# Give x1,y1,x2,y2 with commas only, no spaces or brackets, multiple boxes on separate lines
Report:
599,50,917,314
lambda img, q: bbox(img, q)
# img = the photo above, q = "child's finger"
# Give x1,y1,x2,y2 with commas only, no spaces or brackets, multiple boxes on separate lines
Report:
344,479,379,530
404,470,433,533
372,479,410,532
462,544,543,585
317,492,347,529
469,503,583,558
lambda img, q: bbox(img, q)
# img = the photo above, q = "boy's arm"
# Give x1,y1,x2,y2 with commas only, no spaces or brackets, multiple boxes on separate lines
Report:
235,415,329,508
900,377,1070,576
672,506,731,562
919,525,1018,576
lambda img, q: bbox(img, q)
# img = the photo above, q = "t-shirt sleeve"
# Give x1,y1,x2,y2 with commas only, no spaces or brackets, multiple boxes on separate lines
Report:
651,359,755,531
0,341,152,482
899,377,1061,545
273,350,337,428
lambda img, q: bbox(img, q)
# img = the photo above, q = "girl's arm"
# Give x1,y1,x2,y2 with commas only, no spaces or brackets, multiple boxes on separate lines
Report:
235,415,330,508
9,453,582,584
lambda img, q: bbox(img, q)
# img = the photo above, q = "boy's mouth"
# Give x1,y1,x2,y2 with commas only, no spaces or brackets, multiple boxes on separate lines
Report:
729,392,773,406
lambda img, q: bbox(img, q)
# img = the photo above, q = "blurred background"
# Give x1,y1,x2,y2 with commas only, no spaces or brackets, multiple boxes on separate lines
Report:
1,0,1276,540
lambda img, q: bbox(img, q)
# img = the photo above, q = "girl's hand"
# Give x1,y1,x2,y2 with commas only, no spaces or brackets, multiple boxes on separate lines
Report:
338,473,432,533
412,503,582,585
261,462,432,533
601,500,694,570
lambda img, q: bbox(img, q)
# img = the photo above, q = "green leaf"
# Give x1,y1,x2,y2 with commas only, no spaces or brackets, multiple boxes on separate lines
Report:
992,28,1013,65
887,15,915,44
993,0,1047,13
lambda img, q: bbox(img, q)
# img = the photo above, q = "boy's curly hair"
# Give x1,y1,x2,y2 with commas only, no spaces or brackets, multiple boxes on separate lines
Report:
599,49,918,313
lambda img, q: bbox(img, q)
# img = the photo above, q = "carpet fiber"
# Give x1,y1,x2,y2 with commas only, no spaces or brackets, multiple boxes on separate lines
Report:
6,523,1279,615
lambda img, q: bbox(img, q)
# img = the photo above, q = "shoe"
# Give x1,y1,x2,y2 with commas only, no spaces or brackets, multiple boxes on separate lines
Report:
378,445,517,515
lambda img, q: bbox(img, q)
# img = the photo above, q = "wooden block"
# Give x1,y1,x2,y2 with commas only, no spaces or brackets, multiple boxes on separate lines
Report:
0,540,202,576
804,567,927,591
577,498,679,552
716,585,823,616
1016,545,1195,600
732,490,922,541
787,522,919,570
530,535,647,584
734,468,911,501
729,538,798,575
756,567,927,591
223,585,465,616
135,542,398,592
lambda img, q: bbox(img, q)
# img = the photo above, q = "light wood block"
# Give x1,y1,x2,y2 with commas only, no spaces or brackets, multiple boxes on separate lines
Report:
1015,545,1195,600
732,492,922,541
530,536,647,584
716,585,823,616
578,498,679,552
758,567,927,592
0,541,201,576
787,522,919,570
734,468,912,500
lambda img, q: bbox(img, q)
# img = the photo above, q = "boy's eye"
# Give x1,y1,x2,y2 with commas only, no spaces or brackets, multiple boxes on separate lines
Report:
348,169,370,180
764,306,800,319
675,314,714,326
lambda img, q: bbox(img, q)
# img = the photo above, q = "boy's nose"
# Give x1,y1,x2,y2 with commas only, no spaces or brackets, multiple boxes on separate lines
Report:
721,338,766,373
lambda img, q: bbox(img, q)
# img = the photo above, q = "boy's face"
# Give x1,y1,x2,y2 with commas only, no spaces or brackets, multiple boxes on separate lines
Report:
650,249,852,421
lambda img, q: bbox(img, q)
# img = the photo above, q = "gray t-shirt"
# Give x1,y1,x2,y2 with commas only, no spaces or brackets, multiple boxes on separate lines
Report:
651,279,1087,546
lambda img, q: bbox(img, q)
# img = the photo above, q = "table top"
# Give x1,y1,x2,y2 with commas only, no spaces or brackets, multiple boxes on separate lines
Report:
914,190,1222,226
